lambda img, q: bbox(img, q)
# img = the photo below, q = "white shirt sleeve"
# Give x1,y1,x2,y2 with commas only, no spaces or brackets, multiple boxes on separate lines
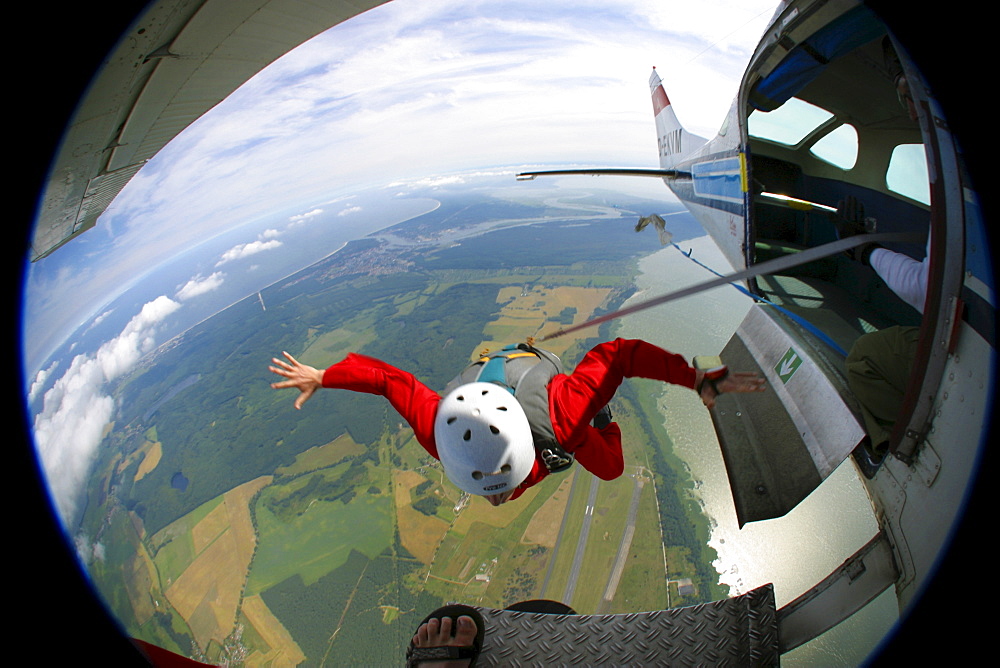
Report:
868,238,930,313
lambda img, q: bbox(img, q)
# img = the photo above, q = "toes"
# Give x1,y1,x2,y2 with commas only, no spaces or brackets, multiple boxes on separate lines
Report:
454,615,478,643
413,614,478,649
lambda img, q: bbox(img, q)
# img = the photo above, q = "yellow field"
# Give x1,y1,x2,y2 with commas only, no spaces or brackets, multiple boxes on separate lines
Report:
118,436,155,477
495,286,522,303
452,484,541,534
134,442,162,482
393,469,426,508
163,476,271,650
479,284,612,359
191,499,230,554
124,548,157,626
300,324,375,367
521,475,574,547
242,594,306,667
393,470,449,565
275,433,364,476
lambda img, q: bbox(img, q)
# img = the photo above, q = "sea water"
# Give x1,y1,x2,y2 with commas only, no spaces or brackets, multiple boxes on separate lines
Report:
616,236,898,666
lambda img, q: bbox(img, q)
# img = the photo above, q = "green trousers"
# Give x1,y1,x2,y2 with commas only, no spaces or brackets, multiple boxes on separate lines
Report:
845,326,920,448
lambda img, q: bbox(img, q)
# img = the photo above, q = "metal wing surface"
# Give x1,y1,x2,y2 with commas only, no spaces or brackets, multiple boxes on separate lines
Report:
31,0,388,261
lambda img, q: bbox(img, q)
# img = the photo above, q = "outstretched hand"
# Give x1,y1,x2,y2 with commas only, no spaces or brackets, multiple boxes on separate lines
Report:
697,370,766,409
269,351,324,410
831,195,866,238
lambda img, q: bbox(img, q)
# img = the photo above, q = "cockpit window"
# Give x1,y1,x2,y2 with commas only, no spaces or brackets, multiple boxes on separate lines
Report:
748,97,832,146
886,143,930,205
809,123,858,169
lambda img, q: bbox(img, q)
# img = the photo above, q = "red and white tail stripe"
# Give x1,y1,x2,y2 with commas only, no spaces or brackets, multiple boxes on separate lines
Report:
649,68,706,170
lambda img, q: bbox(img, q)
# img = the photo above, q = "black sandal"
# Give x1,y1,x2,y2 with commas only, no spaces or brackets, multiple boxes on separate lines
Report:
406,604,485,667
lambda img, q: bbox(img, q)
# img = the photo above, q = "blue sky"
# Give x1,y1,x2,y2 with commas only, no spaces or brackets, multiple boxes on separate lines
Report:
24,0,778,525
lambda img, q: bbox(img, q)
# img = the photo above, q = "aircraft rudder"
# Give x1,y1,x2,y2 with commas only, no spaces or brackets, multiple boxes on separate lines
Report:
649,67,706,170
649,68,671,117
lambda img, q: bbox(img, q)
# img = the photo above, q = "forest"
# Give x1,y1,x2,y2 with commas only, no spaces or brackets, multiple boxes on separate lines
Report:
262,541,442,665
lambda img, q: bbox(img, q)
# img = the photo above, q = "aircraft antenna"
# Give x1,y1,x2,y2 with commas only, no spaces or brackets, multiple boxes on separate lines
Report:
685,6,774,66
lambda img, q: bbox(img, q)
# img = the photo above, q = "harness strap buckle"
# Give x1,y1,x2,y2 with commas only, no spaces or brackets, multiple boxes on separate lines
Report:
539,445,574,473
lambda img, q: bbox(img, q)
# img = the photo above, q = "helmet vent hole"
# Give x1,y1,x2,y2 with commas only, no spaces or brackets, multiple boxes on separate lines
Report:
482,389,489,395
446,417,457,424
463,430,472,441
497,406,507,411
456,395,464,401
489,425,499,434
501,464,511,474
472,471,484,480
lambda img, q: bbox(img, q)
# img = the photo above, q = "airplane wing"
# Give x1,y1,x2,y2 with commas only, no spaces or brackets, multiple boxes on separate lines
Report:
31,0,389,262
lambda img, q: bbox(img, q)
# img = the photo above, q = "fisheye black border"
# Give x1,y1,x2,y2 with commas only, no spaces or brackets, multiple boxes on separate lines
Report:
13,1,994,664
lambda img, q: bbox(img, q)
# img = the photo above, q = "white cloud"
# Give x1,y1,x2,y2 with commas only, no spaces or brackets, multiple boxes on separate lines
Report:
33,296,181,525
289,208,323,224
176,272,226,300
337,206,362,216
28,360,60,402
75,533,105,565
387,173,500,190
215,239,283,266
90,309,113,328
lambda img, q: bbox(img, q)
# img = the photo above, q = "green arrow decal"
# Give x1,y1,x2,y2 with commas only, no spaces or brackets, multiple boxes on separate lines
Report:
775,347,803,384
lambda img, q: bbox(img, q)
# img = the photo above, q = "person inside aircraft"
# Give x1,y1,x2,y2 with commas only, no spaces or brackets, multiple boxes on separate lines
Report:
884,36,919,124
832,196,929,313
269,338,765,506
833,196,929,460
825,42,930,463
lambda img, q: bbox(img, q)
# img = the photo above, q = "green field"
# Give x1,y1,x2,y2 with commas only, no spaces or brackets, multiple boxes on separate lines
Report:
248,465,394,594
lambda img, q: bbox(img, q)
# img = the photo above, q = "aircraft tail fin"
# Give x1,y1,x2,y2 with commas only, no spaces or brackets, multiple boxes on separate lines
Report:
650,68,707,170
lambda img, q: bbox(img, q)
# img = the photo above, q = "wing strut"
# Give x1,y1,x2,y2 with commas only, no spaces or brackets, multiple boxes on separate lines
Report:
516,168,688,180
538,232,921,341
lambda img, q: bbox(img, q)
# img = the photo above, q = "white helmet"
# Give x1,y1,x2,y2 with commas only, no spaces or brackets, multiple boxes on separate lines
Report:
434,382,535,495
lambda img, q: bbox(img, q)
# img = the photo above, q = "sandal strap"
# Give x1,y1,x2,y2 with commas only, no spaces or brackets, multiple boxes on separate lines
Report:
407,645,477,665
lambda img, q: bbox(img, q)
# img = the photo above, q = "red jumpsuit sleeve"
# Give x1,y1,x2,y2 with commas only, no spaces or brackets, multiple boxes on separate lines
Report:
548,338,696,479
571,423,624,480
322,353,441,458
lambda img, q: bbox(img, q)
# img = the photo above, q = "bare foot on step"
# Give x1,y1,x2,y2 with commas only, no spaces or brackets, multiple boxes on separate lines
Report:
410,615,479,667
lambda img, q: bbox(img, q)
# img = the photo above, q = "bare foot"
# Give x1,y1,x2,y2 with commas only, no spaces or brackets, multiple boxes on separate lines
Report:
411,615,478,667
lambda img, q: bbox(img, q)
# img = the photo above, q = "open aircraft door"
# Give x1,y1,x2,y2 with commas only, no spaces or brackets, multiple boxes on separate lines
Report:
706,0,981,534
705,304,865,526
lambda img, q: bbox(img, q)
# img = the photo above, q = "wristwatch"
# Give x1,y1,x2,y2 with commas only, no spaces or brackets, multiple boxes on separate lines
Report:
697,365,729,397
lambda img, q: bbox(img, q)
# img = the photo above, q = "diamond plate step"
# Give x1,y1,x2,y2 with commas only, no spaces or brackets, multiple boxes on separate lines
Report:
466,584,778,666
